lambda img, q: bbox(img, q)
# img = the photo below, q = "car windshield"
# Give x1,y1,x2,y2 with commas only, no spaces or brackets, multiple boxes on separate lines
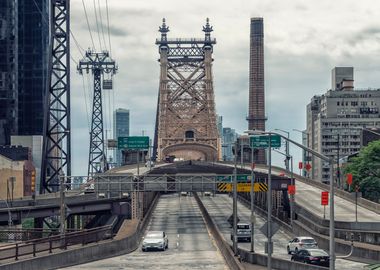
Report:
310,250,328,256
237,225,250,229
301,239,315,243
146,233,162,239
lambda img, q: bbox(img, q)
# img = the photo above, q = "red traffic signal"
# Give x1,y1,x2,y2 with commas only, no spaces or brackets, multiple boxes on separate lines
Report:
288,185,296,195
305,163,312,171
346,173,353,185
298,162,303,170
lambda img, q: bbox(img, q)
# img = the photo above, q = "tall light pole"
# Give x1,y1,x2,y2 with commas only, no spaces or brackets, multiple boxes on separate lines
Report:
233,141,238,255
293,129,311,178
246,129,335,270
274,129,289,171
250,144,255,252
274,149,294,224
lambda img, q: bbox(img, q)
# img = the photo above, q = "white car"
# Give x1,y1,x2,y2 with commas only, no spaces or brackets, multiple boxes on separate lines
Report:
287,237,318,254
142,231,168,251
204,191,211,196
145,161,155,168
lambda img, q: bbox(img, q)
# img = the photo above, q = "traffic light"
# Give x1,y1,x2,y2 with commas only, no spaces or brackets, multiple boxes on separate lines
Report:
31,170,36,193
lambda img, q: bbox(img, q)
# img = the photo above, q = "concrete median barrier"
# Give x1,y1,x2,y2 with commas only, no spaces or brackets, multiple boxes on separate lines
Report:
193,192,244,270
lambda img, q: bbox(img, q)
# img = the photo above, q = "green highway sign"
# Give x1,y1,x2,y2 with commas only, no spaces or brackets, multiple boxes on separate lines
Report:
250,135,281,148
217,175,251,182
217,175,232,182
237,174,251,181
118,136,149,149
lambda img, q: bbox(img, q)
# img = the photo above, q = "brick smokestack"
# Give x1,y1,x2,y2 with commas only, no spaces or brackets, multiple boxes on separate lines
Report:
247,17,266,164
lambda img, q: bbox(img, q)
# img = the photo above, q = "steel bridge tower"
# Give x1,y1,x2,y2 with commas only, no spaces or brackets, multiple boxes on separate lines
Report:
77,50,117,177
41,0,71,193
153,19,219,161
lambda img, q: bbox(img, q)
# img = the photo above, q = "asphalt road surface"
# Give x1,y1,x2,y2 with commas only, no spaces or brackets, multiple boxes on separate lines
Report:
63,194,227,270
199,193,368,270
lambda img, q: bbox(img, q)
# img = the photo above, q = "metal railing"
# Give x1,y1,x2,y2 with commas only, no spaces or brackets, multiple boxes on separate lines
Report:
0,225,113,261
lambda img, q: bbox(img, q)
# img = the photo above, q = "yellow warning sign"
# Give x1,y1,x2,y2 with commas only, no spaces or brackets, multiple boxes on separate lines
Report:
217,183,252,192
253,182,268,192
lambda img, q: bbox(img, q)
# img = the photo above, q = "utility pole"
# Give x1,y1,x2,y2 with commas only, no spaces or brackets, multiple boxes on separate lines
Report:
267,134,272,270
336,133,340,188
250,146,255,252
233,141,238,255
77,50,117,177
59,175,66,248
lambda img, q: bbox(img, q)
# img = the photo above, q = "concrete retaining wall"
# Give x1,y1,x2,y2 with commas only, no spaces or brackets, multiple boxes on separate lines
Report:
239,248,326,270
0,194,160,270
293,220,380,263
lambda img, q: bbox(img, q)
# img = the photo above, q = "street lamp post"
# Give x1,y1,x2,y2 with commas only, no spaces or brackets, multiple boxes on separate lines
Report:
275,129,290,171
250,145,255,253
246,129,335,270
274,149,294,224
233,141,238,255
293,129,311,178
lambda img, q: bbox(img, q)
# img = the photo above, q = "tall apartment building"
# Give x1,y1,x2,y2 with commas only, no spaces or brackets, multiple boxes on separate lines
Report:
306,67,380,183
0,0,48,145
113,108,130,166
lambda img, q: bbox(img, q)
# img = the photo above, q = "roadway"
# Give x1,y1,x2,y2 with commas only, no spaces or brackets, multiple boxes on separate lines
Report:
64,193,227,270
199,193,368,270
243,163,380,222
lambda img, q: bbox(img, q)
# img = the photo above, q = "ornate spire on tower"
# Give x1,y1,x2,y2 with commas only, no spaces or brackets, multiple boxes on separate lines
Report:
159,18,169,42
203,18,213,46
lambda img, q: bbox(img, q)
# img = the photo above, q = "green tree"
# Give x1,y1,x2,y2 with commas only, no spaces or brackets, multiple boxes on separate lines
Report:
344,140,380,202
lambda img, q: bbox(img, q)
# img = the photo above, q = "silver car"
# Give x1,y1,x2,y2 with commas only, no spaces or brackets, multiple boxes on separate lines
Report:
287,236,318,254
142,231,169,251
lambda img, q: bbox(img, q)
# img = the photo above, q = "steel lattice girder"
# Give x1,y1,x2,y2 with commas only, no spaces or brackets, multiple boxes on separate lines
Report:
41,0,71,193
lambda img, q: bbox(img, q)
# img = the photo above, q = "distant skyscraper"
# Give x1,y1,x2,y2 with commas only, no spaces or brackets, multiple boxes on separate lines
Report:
113,109,130,166
216,115,223,138
222,127,237,161
247,17,266,164
0,0,48,145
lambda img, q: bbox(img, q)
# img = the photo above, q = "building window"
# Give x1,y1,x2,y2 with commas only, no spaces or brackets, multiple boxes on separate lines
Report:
185,130,195,140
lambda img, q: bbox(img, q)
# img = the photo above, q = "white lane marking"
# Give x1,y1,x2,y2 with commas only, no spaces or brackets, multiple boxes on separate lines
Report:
177,233,180,247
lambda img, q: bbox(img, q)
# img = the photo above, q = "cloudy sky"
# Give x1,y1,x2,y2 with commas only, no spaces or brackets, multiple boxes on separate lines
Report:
69,0,380,175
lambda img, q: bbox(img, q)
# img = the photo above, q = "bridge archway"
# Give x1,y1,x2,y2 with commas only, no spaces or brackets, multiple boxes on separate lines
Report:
162,143,217,161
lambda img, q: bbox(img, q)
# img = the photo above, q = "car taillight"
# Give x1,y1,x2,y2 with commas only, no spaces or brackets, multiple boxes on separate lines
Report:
309,257,319,261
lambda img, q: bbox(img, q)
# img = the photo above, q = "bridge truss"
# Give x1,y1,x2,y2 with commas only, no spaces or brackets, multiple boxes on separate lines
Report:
153,19,219,162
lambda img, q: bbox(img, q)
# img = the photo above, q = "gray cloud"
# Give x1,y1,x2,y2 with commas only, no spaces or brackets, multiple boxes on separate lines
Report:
69,0,380,175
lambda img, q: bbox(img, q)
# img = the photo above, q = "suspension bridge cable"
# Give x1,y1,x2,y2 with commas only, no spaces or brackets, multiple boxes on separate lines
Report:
93,0,103,50
81,0,96,50
81,75,91,130
105,0,112,56
97,0,108,52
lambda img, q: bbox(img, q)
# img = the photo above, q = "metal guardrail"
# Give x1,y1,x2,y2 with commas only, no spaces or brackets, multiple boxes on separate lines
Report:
0,228,79,242
0,225,113,261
